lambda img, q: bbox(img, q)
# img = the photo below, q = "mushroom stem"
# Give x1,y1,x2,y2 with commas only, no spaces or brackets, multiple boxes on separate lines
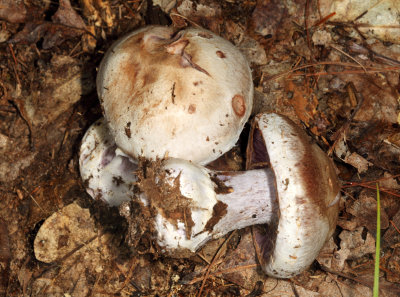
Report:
141,158,277,254
211,169,278,238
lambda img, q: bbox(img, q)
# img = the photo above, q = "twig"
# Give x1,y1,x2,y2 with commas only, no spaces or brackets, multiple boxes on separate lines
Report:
8,44,21,86
389,220,400,235
197,231,236,297
196,252,211,265
342,183,400,198
313,12,336,27
21,186,45,213
115,258,138,294
344,174,400,185
122,2,136,18
263,61,400,82
330,44,366,73
303,69,398,77
321,266,374,289
304,0,312,52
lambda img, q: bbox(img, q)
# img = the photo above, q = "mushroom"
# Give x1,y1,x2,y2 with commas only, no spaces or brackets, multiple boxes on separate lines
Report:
79,26,340,278
131,157,277,258
79,118,138,206
97,25,253,165
121,112,340,278
248,112,340,278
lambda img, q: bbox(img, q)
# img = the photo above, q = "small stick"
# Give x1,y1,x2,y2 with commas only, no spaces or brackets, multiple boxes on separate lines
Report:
197,231,236,297
8,44,21,86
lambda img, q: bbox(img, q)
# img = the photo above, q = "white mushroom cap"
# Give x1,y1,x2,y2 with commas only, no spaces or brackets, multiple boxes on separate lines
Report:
79,118,138,206
249,113,341,278
97,26,253,165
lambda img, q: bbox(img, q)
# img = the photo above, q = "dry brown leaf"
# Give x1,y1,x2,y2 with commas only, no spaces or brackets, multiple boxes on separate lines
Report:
285,80,331,136
80,0,114,27
383,209,400,248
347,190,389,233
319,0,400,44
344,152,372,173
250,0,286,37
334,227,376,271
387,248,400,284
380,172,400,190
0,0,27,23
10,0,87,50
34,202,98,263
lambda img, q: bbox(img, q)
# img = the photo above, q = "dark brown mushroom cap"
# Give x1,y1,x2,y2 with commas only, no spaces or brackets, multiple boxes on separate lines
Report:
248,112,340,278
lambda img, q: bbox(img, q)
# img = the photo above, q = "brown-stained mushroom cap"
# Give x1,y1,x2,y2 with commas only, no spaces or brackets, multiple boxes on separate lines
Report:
248,112,341,278
97,26,253,165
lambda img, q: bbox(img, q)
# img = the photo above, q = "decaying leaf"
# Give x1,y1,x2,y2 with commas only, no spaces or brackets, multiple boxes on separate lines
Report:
347,190,389,234
9,0,88,49
334,227,376,271
0,0,27,23
23,54,94,127
319,0,400,44
285,80,331,136
344,152,373,174
176,0,223,33
31,202,134,295
34,202,98,263
250,0,286,37
316,237,339,271
53,0,87,30
80,0,114,27
203,230,260,290
153,0,177,13
380,172,400,190
383,209,400,248
387,248,400,284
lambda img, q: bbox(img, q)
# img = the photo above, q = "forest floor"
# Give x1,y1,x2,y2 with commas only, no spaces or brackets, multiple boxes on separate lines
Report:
0,0,400,296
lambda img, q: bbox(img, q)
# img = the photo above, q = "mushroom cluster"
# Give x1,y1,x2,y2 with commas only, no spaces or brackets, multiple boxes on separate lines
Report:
79,25,341,279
